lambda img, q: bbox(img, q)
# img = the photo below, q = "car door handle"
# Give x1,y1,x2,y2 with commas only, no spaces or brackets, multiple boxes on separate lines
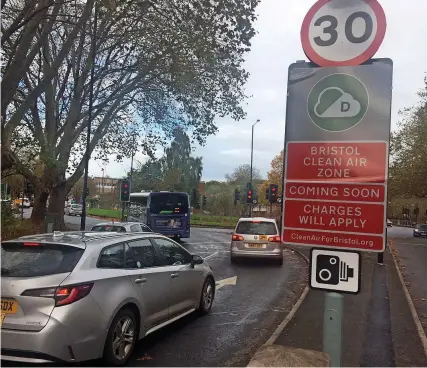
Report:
170,273,179,279
134,278,147,284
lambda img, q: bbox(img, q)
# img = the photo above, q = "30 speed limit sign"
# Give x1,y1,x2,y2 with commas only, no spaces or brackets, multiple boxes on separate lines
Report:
301,0,386,66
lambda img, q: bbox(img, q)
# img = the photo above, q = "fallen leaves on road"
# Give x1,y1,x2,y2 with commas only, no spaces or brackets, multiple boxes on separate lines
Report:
137,354,154,361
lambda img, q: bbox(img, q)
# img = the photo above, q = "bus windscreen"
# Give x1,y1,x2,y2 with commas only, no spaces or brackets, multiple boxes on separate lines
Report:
150,193,189,215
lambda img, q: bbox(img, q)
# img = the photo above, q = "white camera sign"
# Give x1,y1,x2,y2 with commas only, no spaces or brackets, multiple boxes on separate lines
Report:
309,248,361,294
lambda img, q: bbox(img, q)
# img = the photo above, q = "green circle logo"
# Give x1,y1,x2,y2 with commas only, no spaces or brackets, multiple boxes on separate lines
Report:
307,74,369,132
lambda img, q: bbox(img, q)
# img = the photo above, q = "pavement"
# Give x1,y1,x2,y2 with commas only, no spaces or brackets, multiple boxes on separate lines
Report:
271,226,427,367
390,227,427,339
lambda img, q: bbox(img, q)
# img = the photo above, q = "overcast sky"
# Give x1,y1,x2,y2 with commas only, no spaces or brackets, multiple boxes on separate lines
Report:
89,0,427,181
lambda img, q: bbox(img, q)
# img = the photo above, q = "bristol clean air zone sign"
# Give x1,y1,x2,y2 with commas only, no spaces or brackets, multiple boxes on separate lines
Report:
282,59,392,252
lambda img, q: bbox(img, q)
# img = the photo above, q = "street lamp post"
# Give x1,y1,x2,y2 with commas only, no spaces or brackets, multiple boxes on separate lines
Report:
249,119,260,217
80,3,98,231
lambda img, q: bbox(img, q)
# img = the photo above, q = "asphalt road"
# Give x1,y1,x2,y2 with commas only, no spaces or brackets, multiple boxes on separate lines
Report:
388,225,427,338
5,214,307,367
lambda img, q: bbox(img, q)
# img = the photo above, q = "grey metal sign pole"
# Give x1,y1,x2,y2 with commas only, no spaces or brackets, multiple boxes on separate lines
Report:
323,292,344,367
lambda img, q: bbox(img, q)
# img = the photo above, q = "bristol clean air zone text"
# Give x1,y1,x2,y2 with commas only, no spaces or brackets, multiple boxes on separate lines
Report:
282,141,388,252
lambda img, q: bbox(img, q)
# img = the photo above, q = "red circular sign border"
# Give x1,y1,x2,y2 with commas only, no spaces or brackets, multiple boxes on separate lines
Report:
300,0,387,67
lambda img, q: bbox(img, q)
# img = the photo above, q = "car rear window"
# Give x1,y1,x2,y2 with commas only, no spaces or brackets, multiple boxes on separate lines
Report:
236,221,277,235
1,243,84,277
91,225,126,232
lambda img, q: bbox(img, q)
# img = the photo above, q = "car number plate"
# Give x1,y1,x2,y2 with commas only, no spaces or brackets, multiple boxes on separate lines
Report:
0,299,18,327
247,244,265,248
259,235,267,240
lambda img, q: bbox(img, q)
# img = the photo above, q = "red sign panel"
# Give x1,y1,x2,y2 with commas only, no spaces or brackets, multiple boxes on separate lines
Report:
284,200,384,234
283,229,384,252
282,141,387,252
286,142,387,183
285,182,385,202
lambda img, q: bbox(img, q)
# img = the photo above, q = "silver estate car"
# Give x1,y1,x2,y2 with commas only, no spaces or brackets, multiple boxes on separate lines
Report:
230,217,283,265
91,221,153,233
64,204,83,216
1,231,215,365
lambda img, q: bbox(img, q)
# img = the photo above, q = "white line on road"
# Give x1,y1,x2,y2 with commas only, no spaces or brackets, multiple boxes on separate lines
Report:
396,242,427,246
204,251,219,260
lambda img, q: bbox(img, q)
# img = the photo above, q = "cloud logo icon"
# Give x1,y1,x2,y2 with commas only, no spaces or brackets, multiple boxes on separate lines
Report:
314,87,361,118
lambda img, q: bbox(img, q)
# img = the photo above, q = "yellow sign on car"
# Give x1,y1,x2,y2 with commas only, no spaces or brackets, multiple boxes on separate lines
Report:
0,299,18,327
248,244,265,248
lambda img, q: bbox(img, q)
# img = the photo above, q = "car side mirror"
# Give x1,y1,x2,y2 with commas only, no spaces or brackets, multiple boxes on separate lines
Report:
191,254,204,267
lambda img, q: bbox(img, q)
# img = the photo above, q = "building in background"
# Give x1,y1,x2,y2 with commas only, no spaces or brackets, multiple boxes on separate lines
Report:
92,176,120,194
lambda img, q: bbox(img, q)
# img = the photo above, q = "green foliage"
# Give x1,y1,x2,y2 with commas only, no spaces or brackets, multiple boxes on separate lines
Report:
203,164,264,216
132,129,203,193
191,214,238,228
389,78,427,199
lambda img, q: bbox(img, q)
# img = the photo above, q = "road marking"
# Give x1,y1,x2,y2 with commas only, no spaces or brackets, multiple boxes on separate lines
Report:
395,242,427,246
204,251,219,260
389,240,427,357
215,276,237,291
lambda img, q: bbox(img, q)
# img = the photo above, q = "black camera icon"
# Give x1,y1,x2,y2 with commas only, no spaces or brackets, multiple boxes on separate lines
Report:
316,255,354,285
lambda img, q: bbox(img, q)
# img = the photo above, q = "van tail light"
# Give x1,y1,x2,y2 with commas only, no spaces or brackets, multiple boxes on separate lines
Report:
22,283,94,307
232,234,244,241
268,236,281,242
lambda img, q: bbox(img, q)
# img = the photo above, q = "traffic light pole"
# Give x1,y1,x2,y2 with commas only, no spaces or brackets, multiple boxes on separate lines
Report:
21,179,25,220
249,119,260,217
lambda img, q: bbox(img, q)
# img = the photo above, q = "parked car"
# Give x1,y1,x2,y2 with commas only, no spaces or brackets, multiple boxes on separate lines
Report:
230,217,283,265
413,224,427,237
12,198,30,209
1,231,215,364
387,219,392,227
91,222,152,233
65,204,83,216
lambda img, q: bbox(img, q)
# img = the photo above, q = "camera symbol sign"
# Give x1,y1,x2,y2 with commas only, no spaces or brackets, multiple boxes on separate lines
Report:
310,248,361,294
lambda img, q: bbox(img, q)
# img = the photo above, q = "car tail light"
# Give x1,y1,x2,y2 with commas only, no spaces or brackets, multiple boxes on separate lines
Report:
55,283,94,306
268,236,281,242
23,242,39,247
252,220,261,223
232,234,244,241
22,283,94,307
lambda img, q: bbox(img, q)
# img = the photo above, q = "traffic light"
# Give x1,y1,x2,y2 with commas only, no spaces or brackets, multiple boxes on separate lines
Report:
202,195,207,206
120,179,131,202
268,184,278,203
265,188,269,200
246,189,253,204
234,189,240,205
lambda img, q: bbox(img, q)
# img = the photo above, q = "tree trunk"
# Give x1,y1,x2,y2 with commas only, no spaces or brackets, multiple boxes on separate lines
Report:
47,185,67,231
31,186,49,225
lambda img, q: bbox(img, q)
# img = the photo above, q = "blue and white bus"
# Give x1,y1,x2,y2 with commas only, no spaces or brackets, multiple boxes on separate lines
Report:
126,191,191,239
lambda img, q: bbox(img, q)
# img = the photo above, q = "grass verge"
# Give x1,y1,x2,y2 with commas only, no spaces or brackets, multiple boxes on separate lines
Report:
86,208,238,228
